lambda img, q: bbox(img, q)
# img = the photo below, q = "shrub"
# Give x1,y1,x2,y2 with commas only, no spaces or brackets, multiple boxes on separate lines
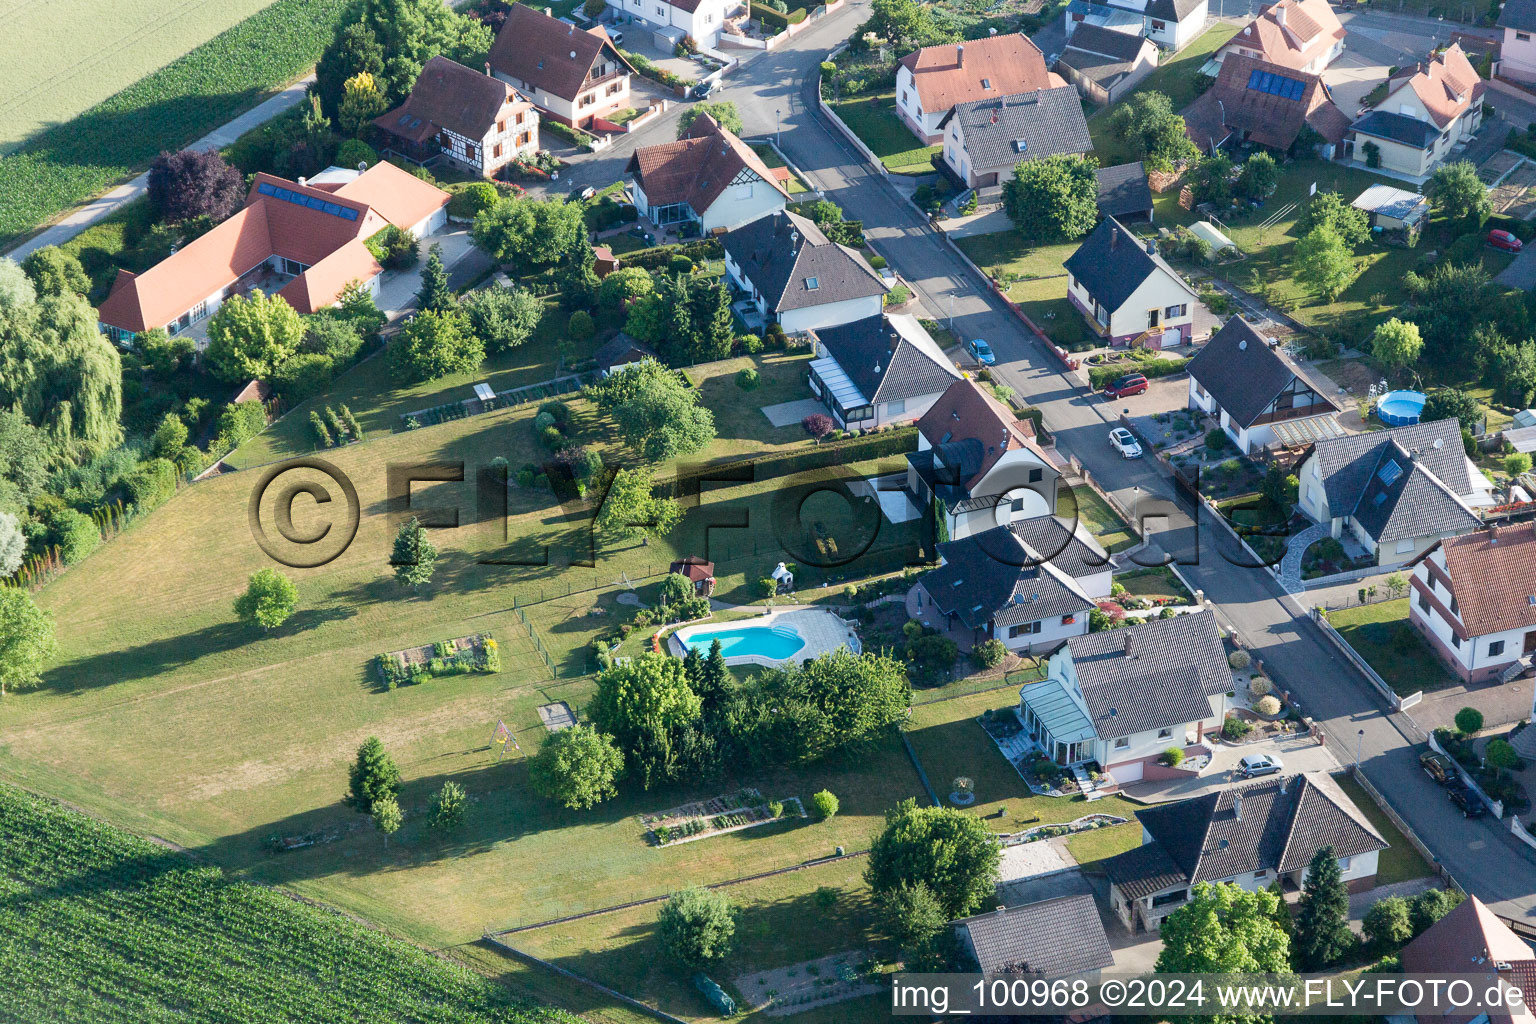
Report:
811,789,839,820
1222,717,1253,740
1249,676,1271,697
971,638,1006,669
1206,428,1228,451
802,413,835,438
52,509,101,565
1455,706,1484,736
736,367,759,390
538,400,572,426
336,138,378,170
767,799,784,817
1228,650,1251,670
1161,747,1184,767
739,333,763,354
1255,695,1281,716
366,224,418,270
1363,896,1413,952
448,181,500,219
885,284,910,306
568,310,595,342
539,425,566,451
1506,452,1532,478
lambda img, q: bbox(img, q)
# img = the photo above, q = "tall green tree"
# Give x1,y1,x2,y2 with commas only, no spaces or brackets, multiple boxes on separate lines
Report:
865,0,954,50
1370,317,1423,371
372,793,403,845
462,285,543,352
415,244,455,314
471,196,587,269
1426,160,1493,224
390,309,483,383
865,798,1001,918
657,887,738,970
1237,151,1279,200
1293,225,1355,300
391,517,438,589
1414,262,1494,372
338,71,388,137
1294,846,1352,969
1362,895,1412,953
528,724,625,809
20,247,89,298
1156,883,1291,1024
1002,153,1099,242
1190,151,1234,206
738,649,911,765
0,512,23,578
1108,91,1197,171
1295,191,1370,246
595,468,683,541
427,780,468,831
0,259,35,310
0,290,123,460
1422,388,1483,432
676,101,743,137
1484,337,1536,407
233,568,299,631
0,588,56,697
583,358,715,461
205,290,305,382
346,735,402,813
587,654,702,790
880,880,948,952
1409,887,1463,936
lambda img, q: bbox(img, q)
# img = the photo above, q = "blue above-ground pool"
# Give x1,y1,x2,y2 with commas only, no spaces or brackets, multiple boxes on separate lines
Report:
1376,390,1426,427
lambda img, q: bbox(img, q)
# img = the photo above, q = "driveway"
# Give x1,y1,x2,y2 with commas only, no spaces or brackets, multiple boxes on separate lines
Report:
1124,732,1341,803
1322,50,1387,118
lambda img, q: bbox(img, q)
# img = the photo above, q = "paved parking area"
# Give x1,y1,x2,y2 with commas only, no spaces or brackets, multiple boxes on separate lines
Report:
1323,50,1388,117
1124,733,1340,803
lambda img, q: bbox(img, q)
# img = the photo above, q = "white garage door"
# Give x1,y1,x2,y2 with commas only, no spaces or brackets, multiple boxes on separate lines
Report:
1111,759,1143,784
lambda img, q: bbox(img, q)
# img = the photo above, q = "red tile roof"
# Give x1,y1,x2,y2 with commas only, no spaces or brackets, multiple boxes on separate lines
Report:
625,113,789,214
1226,0,1345,70
898,33,1066,116
916,378,1048,490
1430,525,1536,638
1401,896,1535,1024
334,160,450,232
1386,43,1484,128
487,4,633,102
1182,53,1350,151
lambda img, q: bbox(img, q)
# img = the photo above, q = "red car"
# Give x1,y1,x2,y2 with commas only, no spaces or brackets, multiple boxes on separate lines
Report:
1488,229,1524,252
1104,373,1149,399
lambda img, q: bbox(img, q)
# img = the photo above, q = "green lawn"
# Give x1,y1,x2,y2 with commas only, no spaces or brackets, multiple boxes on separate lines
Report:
750,143,811,194
1325,599,1456,697
953,235,1095,350
1115,566,1193,603
828,93,939,175
1066,821,1143,870
904,689,1143,831
1330,773,1435,886
1058,482,1138,554
1087,24,1239,165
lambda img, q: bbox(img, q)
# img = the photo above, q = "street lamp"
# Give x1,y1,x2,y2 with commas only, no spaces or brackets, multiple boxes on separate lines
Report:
948,290,955,330
776,107,782,149
1355,728,1365,767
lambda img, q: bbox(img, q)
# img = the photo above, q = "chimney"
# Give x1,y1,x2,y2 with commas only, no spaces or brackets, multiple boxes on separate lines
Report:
485,62,493,76
1110,229,1119,251
1490,523,1500,544
545,6,552,14
1275,3,1286,26
957,44,965,66
991,111,998,125
298,176,307,187
1279,776,1289,795
996,905,1006,914
1123,632,1133,656
1232,792,1243,821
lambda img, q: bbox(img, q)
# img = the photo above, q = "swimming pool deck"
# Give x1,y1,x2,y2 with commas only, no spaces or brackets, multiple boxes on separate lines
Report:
670,607,861,667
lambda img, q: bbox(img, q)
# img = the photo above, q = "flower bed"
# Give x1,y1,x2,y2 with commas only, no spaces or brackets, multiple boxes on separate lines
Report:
375,634,499,689
1008,812,1128,845
642,788,805,846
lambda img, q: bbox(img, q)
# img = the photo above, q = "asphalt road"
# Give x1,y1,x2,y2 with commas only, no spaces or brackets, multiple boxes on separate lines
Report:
560,4,1536,919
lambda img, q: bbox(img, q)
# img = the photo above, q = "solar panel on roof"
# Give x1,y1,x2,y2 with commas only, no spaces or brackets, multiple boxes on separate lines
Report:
1246,68,1305,100
255,179,360,222
398,114,412,125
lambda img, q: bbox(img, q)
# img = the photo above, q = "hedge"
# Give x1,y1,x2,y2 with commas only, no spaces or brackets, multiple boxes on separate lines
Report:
751,0,809,31
541,118,597,149
657,426,918,498
1088,355,1190,390
0,0,352,245
623,238,724,272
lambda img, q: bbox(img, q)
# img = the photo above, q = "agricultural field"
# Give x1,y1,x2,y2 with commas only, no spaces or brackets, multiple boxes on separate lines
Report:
0,0,350,246
0,0,283,154
0,784,580,1023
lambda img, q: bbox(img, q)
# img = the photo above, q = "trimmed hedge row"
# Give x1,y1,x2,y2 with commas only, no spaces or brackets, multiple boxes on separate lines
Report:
622,238,725,272
657,426,918,498
1088,355,1190,390
0,0,352,245
751,0,809,30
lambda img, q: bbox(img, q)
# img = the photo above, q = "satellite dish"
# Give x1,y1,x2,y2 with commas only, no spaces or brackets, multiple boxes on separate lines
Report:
1433,438,1444,449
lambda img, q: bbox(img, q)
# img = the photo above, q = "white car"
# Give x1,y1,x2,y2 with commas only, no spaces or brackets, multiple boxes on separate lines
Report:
1238,753,1284,778
1109,427,1143,459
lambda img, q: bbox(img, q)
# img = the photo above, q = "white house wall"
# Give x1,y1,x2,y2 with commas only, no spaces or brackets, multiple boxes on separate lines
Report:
779,294,885,334
1503,27,1536,83
1108,268,1196,339
699,177,786,232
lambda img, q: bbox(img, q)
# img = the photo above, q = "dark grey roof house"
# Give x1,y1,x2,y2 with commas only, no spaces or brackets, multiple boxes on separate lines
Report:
1185,316,1340,453
1104,772,1388,932
721,210,888,335
1015,611,1231,782
807,313,961,430
1063,216,1199,347
1297,418,1489,564
1056,24,1159,105
916,524,1098,651
938,87,1092,189
593,333,658,375
1095,161,1154,221
1499,0,1536,31
954,894,1115,976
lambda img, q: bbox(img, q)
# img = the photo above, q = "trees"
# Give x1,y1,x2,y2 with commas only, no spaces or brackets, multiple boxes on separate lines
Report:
1156,883,1290,1024
370,224,420,269
234,568,299,631
568,310,595,342
372,795,403,845
391,517,438,589
595,468,683,541
147,148,245,224
657,887,738,970
1427,160,1492,225
1293,225,1354,301
390,310,484,383
677,101,743,137
427,781,468,831
1236,151,1279,201
1001,153,1099,242
528,724,625,809
1455,705,1484,736
658,572,695,607
462,285,543,352
205,290,305,382
1294,191,1370,247
0,513,22,577
587,654,703,789
338,71,388,137
1409,887,1463,936
880,880,947,952
0,588,56,696
1370,318,1423,371
1414,262,1495,372
346,736,401,813
316,22,387,119
1108,91,1197,172
471,196,587,269
599,267,655,309
624,273,734,365
1190,151,1234,206
812,789,839,820
584,358,715,461
315,0,492,112
0,259,34,310
741,650,911,765
302,314,365,363
865,798,1001,918
1484,337,1536,407
20,247,89,298
1506,453,1533,478
1421,388,1483,432
1294,847,1352,969
1363,895,1413,953
865,0,953,50
1486,738,1520,772
0,290,124,461
415,244,455,314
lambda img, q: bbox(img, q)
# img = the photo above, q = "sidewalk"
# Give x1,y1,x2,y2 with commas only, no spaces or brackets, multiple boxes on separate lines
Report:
5,76,315,261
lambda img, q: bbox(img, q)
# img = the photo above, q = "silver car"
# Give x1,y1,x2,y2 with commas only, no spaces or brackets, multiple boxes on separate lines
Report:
1238,753,1284,777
